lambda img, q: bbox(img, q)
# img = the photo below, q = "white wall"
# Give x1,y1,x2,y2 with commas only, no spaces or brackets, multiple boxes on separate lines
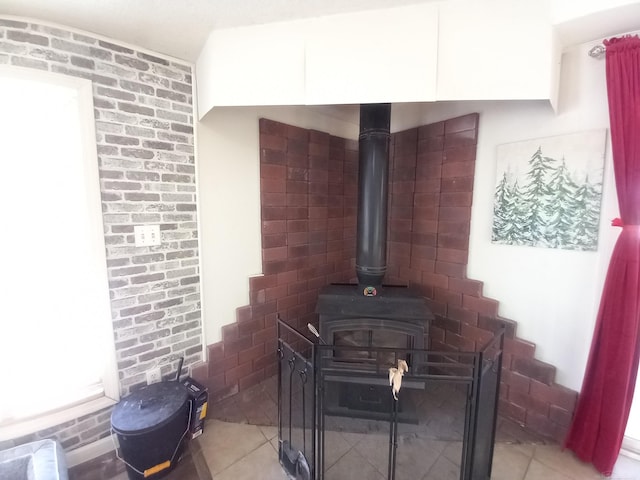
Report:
554,1,640,49
197,106,358,344
552,0,640,24
392,37,625,391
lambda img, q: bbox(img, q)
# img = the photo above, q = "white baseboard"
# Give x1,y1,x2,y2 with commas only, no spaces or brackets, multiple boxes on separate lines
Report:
66,436,116,468
620,436,640,461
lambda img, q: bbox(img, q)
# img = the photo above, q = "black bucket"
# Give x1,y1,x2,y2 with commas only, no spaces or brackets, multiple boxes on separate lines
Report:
111,382,191,479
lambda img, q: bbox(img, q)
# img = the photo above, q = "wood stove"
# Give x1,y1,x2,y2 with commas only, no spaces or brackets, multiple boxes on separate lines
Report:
316,283,433,418
313,103,433,417
276,104,503,479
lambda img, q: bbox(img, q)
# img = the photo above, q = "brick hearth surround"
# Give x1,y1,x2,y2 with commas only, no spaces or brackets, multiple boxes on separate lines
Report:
195,115,578,443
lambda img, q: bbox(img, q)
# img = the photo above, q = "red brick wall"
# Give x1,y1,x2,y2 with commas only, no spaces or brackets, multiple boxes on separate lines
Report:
193,118,357,400
386,114,577,442
194,114,577,443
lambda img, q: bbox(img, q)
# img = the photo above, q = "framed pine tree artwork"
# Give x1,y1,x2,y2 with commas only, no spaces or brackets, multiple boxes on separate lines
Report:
492,130,607,251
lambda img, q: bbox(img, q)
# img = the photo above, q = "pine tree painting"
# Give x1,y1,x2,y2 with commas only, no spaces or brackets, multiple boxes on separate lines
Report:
492,130,607,251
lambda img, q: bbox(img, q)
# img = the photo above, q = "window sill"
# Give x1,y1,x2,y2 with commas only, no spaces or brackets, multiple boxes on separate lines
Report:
0,395,117,442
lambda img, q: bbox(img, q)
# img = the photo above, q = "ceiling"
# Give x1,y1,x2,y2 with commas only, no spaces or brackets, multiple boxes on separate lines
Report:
0,0,437,62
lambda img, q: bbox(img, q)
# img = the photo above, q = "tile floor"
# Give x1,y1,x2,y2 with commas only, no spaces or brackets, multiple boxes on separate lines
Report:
109,420,640,480
109,377,640,480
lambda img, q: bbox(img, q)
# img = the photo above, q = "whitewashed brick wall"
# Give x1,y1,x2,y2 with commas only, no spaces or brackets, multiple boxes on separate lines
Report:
0,18,202,451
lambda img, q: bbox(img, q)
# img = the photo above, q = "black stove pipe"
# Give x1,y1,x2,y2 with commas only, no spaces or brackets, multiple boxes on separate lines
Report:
356,103,391,287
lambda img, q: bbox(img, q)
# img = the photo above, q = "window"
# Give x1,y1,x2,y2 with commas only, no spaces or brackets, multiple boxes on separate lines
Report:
0,67,118,439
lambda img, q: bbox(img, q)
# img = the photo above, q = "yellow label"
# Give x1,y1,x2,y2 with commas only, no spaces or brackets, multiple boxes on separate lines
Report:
200,402,208,420
144,460,171,477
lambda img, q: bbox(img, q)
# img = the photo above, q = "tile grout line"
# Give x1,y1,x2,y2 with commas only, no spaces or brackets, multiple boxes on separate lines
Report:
520,451,535,480
213,434,276,478
421,443,456,480
321,433,355,473
528,444,577,480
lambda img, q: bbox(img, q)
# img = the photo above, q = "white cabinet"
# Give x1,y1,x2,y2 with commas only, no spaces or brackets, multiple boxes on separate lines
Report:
436,0,559,103
196,1,560,117
304,4,439,105
196,22,306,113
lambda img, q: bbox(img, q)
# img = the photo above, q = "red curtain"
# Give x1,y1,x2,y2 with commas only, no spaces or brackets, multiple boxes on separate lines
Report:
564,35,640,475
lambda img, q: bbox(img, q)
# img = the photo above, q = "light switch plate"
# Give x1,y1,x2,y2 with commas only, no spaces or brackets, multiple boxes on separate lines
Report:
134,224,161,247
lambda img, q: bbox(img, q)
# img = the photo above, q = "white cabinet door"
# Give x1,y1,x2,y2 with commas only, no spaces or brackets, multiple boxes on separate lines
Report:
437,0,559,102
304,4,439,105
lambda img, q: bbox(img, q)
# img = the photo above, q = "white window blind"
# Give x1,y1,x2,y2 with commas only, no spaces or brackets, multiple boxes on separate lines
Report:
0,68,118,433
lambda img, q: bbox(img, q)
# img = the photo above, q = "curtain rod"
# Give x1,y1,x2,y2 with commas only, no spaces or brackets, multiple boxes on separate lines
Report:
588,44,606,58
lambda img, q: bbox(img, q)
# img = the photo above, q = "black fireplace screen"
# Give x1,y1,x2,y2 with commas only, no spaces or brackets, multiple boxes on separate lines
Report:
277,317,504,480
